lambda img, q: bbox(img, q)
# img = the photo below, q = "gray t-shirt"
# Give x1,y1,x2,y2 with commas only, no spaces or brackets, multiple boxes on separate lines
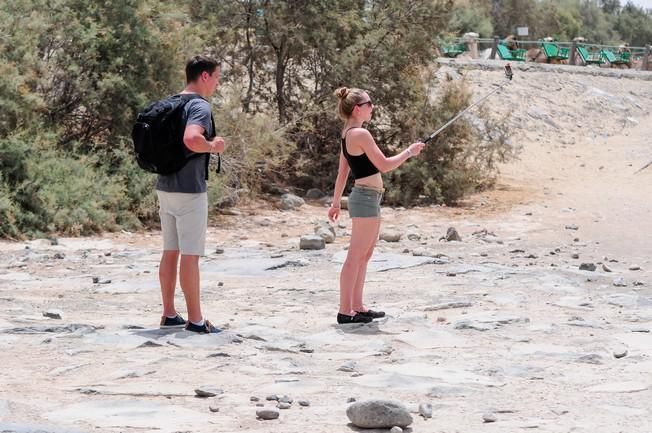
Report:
156,96,214,193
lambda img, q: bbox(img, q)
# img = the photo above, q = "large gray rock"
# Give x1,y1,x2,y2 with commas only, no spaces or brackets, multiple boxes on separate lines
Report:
380,231,402,242
256,408,279,420
346,400,413,429
314,222,336,244
300,235,325,250
279,194,305,210
441,227,462,241
305,188,326,199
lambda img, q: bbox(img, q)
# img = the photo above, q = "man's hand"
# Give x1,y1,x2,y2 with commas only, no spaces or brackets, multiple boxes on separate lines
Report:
210,137,225,153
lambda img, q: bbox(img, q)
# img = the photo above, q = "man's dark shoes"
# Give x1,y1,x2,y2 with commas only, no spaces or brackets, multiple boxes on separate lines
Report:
337,313,373,324
356,309,386,319
185,319,222,334
159,314,186,329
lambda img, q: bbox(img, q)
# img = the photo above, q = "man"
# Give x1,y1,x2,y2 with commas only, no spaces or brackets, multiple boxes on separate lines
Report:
156,55,224,333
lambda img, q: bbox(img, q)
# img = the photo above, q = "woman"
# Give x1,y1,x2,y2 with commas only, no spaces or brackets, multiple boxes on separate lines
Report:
328,87,425,324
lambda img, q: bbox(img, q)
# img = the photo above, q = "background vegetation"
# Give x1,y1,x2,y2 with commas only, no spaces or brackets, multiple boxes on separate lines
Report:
1,0,649,238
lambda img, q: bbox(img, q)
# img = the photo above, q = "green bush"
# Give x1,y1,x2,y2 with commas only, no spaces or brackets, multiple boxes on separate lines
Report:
210,87,292,205
0,176,20,239
23,151,127,236
384,78,516,206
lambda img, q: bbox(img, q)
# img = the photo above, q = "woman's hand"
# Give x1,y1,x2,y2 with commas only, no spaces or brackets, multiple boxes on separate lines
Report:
407,141,426,157
328,205,340,223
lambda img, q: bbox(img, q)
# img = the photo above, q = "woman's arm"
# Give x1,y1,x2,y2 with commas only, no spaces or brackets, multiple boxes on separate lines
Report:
351,129,424,173
328,152,350,222
332,151,350,207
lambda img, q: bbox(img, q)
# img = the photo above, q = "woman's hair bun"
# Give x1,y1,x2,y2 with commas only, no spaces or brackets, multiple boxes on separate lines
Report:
334,87,349,99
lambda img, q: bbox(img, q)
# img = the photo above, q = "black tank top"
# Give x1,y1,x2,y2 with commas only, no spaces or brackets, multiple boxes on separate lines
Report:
341,128,380,179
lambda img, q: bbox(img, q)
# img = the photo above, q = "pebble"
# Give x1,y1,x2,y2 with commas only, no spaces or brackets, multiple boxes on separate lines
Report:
298,400,310,407
613,277,627,287
579,263,596,271
380,231,402,242
266,394,279,401
571,253,580,259
209,405,220,413
629,265,641,271
194,387,223,398
277,402,291,409
483,413,497,423
418,402,433,418
390,427,403,433
441,227,462,241
250,396,259,402
338,361,357,372
279,395,293,404
613,349,628,359
43,309,63,320
256,408,279,420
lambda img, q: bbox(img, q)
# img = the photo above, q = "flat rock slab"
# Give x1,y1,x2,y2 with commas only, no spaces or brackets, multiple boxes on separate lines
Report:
613,332,652,351
202,257,302,277
453,312,530,331
91,281,157,294
393,329,472,349
379,362,502,386
332,251,433,272
47,400,229,432
0,423,89,433
587,381,650,393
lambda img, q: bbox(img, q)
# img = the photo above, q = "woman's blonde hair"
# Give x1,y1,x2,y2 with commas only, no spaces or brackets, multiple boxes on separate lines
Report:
334,87,366,121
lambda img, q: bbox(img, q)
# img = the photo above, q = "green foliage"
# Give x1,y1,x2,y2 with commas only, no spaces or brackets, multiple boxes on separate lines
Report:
4,0,649,238
384,79,516,205
449,1,495,37
210,86,291,204
616,2,652,47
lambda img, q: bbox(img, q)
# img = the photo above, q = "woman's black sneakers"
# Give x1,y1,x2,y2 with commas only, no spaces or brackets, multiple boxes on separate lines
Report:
159,314,187,329
337,313,373,324
356,309,385,319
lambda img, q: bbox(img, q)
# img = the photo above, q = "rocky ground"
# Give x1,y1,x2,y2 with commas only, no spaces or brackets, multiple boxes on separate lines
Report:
0,61,651,433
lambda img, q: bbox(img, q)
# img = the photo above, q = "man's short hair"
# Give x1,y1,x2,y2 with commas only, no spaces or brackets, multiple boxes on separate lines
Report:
185,56,220,83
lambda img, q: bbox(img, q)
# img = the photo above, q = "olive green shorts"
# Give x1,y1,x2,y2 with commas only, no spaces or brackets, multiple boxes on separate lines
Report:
348,186,383,218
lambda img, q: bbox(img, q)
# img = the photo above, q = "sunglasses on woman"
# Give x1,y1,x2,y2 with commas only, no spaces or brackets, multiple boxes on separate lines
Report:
356,100,373,107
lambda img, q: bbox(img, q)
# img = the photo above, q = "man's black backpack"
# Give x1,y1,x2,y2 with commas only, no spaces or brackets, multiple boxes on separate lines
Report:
131,94,219,176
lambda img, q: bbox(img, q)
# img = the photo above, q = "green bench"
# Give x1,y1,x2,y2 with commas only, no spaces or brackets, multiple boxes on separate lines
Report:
496,44,526,61
541,42,569,62
440,42,466,58
576,46,604,65
600,48,631,65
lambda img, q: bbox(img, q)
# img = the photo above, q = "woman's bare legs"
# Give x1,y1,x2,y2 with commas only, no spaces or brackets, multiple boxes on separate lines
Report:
339,217,381,316
351,218,381,312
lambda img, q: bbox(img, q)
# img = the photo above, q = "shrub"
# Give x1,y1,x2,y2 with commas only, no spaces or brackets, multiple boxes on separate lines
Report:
384,77,517,206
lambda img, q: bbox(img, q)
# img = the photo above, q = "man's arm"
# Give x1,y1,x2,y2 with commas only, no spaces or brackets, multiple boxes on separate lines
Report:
183,124,224,153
